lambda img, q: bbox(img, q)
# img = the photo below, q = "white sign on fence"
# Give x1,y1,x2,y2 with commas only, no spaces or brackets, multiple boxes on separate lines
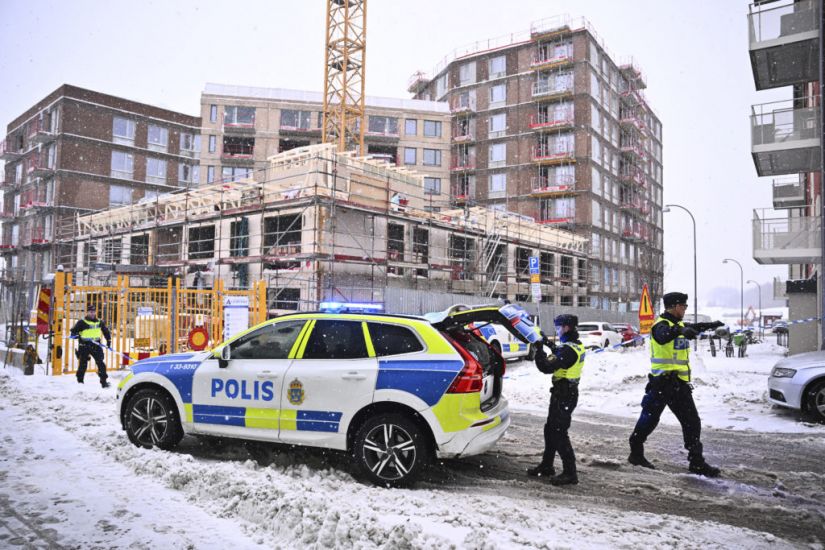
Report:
223,296,250,340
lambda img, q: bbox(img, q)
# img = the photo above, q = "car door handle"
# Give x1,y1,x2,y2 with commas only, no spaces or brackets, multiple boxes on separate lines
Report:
257,371,280,379
341,372,366,381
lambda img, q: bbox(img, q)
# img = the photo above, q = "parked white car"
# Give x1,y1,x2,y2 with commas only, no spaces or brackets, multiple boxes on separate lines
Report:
577,321,624,350
768,351,825,422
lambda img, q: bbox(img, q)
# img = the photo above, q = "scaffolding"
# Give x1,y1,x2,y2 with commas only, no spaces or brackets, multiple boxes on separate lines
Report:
57,144,590,313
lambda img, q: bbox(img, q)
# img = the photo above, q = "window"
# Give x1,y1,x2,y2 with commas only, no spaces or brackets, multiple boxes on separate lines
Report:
302,320,368,359
403,147,416,165
423,120,442,137
516,247,531,279
459,61,476,86
223,136,255,157
489,84,506,105
208,135,217,153
423,177,441,195
405,119,417,136
146,158,166,184
489,55,506,78
230,218,249,257
103,238,122,264
280,109,312,130
178,163,200,185
188,225,215,259
368,116,399,136
147,125,169,152
210,105,218,123
109,185,133,207
130,234,149,265
180,133,201,156
207,165,215,183
490,173,506,194
224,106,255,126
591,136,601,164
489,143,506,166
422,148,441,166
269,288,301,310
592,200,601,227
489,113,505,137
435,74,447,99
231,320,305,360
263,214,302,254
592,167,602,195
112,117,135,145
110,151,134,179
367,323,424,356
222,166,252,182
540,252,554,281
143,190,159,202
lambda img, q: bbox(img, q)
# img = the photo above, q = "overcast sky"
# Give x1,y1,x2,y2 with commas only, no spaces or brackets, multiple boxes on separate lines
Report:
0,0,789,309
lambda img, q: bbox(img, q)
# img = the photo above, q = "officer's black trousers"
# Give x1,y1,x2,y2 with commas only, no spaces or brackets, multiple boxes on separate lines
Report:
541,380,578,474
629,374,703,462
77,344,108,384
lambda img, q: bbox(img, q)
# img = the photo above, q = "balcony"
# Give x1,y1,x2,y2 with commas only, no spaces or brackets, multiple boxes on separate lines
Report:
619,62,647,91
529,109,574,132
451,183,471,204
530,50,574,71
450,95,476,114
531,81,573,101
0,210,15,220
530,16,574,40
772,176,807,209
748,0,819,90
450,157,476,172
221,150,255,163
532,145,575,165
619,166,646,187
530,174,575,196
0,239,17,252
0,139,23,161
452,129,475,143
24,228,52,247
751,100,821,176
223,120,255,135
619,141,646,161
621,224,649,242
619,199,651,216
537,215,574,226
752,209,821,265
26,157,55,178
619,112,646,133
28,118,56,144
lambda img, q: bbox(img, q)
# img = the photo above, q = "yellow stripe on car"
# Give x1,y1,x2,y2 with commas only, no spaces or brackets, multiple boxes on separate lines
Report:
362,322,376,357
245,408,279,429
430,392,489,432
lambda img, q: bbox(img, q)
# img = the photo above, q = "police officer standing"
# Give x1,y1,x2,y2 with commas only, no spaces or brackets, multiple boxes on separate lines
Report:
628,292,723,477
70,304,112,388
527,314,584,486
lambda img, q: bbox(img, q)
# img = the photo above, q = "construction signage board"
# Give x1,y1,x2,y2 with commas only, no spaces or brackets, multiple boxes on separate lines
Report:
36,288,51,335
223,295,250,340
638,284,655,334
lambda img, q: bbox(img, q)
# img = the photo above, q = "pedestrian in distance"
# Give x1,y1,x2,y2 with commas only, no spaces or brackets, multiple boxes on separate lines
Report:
628,292,724,477
70,304,112,388
527,314,585,486
23,344,41,376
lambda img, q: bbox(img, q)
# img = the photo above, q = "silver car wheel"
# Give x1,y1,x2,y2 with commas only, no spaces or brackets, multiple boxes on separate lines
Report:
128,396,170,446
361,423,417,481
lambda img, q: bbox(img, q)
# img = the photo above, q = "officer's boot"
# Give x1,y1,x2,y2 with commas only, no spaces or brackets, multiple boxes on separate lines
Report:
628,442,655,469
526,463,555,478
688,445,720,477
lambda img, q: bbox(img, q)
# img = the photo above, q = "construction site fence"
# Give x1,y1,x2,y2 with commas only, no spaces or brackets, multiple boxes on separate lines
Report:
49,272,266,376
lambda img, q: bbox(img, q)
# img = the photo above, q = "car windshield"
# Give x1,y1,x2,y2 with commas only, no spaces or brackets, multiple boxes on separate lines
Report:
578,324,599,332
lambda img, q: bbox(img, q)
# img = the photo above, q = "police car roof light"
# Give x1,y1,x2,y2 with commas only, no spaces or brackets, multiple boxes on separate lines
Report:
319,301,384,313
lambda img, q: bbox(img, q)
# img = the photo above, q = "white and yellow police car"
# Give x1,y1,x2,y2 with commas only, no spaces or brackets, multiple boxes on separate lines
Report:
117,302,541,486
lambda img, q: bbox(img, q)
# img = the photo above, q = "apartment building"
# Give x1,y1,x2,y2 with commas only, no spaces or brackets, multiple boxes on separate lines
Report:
748,0,822,352
409,16,664,310
0,84,201,289
199,84,451,199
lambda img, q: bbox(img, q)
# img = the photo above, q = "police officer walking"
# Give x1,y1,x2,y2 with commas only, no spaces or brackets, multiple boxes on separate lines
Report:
628,292,723,477
70,304,112,388
527,314,584,486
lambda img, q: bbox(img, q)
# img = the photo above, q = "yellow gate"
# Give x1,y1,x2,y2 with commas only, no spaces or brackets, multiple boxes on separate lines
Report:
50,272,266,375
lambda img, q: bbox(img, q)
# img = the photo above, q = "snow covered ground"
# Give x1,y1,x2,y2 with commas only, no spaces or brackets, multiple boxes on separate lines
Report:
0,337,818,548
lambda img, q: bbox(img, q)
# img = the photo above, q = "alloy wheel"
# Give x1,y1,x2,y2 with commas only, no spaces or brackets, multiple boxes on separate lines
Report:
361,423,417,481
128,396,170,446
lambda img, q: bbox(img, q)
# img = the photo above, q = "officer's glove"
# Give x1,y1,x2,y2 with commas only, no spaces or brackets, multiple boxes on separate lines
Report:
542,336,557,352
105,341,111,349
681,327,698,340
535,344,548,360
711,321,725,329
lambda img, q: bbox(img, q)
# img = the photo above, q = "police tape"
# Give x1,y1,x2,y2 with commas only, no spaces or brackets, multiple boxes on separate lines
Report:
71,335,135,364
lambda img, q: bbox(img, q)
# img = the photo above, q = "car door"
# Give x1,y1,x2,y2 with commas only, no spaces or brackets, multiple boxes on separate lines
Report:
604,324,622,347
279,318,378,449
191,318,306,440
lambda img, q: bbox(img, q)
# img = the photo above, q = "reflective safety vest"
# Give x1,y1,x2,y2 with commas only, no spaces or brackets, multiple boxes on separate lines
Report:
553,342,585,381
80,319,103,341
650,316,690,382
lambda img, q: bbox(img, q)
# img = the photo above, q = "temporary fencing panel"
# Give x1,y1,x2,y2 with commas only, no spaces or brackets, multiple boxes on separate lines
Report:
50,272,266,375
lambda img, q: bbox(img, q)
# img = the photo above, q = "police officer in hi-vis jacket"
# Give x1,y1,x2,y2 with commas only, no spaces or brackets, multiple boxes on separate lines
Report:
527,314,585,486
628,292,724,477
70,304,112,388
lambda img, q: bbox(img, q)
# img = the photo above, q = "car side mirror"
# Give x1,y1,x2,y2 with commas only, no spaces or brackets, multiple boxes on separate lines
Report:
218,346,231,368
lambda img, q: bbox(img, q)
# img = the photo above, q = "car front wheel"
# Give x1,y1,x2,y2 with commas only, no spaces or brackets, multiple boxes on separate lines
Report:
353,413,428,487
805,380,825,423
124,388,183,450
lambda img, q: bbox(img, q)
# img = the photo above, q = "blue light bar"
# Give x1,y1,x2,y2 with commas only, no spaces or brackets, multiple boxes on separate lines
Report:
319,301,384,313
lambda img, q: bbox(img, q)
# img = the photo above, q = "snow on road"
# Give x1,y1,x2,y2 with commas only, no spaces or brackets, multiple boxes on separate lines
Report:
0,339,817,548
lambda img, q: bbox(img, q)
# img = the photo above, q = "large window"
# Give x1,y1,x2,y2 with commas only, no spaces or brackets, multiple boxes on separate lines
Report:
147,125,168,152
280,109,312,130
178,163,200,185
188,225,215,259
422,148,441,166
222,166,251,182
109,185,133,207
208,135,217,153
367,323,424,356
368,116,399,136
110,151,134,180
130,234,149,265
231,320,305,360
303,320,368,360
489,143,506,166
103,238,122,264
112,117,135,145
459,61,476,86
403,147,416,165
423,120,442,137
224,106,255,126
489,113,506,137
146,157,167,184
489,55,506,78
489,173,506,194
264,214,302,255
209,105,218,123
490,84,506,105
180,133,200,155
404,119,417,136
423,177,441,195
230,218,249,257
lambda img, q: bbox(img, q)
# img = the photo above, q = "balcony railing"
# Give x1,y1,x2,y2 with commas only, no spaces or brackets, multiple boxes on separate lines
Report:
0,138,23,161
26,156,55,178
772,176,806,209
752,209,821,265
751,99,821,176
27,118,56,144
619,166,646,187
532,145,575,164
450,95,476,113
531,174,575,196
529,109,574,131
450,157,476,171
530,50,574,70
532,81,573,99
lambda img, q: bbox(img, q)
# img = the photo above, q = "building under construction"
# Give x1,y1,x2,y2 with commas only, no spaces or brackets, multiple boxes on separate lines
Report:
59,144,588,313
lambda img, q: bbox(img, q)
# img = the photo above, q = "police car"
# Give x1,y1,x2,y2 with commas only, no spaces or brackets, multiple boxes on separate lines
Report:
116,302,542,486
467,315,536,361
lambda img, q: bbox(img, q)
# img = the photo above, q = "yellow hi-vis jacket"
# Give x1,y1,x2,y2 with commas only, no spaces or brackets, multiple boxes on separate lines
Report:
650,316,690,382
79,320,103,341
553,342,585,381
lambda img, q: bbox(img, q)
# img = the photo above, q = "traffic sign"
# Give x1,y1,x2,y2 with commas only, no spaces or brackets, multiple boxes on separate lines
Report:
531,282,542,303
639,284,655,334
529,256,539,275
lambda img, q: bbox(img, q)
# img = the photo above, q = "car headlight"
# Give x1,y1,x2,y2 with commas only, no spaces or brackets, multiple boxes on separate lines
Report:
771,367,796,378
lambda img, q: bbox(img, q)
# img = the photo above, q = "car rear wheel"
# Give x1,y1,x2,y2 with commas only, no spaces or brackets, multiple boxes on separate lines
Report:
124,388,183,450
805,380,825,423
353,413,428,487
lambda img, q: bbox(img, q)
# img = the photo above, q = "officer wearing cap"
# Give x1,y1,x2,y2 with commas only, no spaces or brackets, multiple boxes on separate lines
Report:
70,304,112,388
628,292,724,477
527,314,585,486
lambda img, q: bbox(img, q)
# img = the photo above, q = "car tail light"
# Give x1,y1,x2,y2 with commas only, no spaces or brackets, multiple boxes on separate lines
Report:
591,331,602,336
443,334,484,393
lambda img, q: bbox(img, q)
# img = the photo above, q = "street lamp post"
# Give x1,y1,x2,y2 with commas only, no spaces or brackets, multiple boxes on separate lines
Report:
664,204,697,349
723,258,744,330
747,279,762,340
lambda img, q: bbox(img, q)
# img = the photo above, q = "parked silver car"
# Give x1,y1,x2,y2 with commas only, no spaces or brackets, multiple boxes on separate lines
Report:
768,351,825,422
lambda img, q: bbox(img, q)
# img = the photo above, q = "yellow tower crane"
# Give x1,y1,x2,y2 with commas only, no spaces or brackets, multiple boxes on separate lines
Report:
322,0,367,154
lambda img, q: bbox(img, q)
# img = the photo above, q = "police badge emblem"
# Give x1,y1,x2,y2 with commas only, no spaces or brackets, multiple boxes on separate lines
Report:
288,378,305,405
